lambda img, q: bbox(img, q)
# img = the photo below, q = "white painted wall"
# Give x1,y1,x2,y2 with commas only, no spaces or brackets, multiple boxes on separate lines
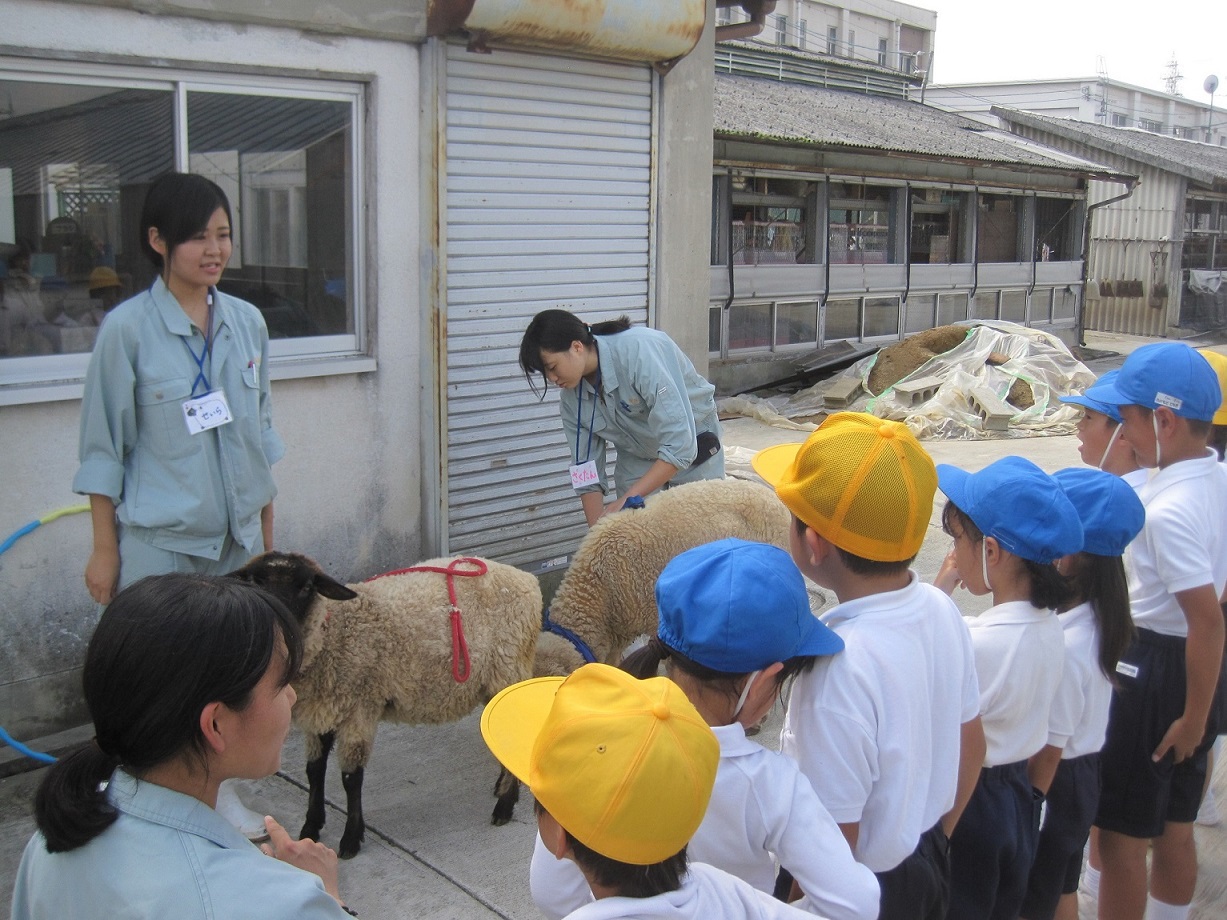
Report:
929,79,1227,145
0,0,422,737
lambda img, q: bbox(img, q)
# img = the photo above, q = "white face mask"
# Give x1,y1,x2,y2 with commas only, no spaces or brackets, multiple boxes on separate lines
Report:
1152,411,1162,468
731,669,761,722
1098,422,1123,470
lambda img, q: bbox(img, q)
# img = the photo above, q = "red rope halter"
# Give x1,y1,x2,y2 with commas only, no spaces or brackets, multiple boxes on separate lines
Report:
366,557,487,683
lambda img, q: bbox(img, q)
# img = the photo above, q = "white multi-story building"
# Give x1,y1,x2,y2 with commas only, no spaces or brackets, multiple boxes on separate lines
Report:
718,0,935,78
927,77,1226,147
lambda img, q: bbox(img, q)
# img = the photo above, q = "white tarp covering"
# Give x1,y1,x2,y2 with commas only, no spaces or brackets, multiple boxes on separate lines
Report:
718,321,1095,440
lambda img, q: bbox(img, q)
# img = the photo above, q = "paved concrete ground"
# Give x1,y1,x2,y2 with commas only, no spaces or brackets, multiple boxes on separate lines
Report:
3,330,1227,918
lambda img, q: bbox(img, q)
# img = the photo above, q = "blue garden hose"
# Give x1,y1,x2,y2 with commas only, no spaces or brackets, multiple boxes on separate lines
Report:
0,503,89,764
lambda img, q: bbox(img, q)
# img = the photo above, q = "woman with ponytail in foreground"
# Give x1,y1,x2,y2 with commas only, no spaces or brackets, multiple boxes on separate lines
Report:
10,574,354,919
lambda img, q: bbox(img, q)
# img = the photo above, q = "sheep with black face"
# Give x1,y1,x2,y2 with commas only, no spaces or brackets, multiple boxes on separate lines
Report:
230,551,542,858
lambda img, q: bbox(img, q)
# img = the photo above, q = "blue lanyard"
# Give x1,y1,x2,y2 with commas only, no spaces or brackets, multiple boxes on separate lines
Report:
574,371,599,464
183,293,215,398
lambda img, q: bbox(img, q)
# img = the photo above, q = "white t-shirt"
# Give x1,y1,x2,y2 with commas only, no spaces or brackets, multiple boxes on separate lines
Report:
1127,451,1227,637
564,863,817,920
531,724,880,920
964,601,1066,766
781,573,980,873
1045,602,1114,759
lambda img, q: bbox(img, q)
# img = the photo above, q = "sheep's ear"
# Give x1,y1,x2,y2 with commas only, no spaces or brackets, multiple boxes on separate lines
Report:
314,574,358,601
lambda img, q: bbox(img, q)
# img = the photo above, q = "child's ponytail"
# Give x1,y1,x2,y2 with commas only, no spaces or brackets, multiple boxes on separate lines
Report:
1069,553,1135,681
621,637,671,679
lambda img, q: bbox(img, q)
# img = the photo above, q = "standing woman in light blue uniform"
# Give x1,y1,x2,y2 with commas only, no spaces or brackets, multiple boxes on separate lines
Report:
73,172,282,838
520,309,724,526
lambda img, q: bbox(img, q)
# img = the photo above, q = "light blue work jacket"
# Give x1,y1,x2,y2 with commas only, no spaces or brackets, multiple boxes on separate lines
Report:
73,278,284,559
11,770,347,920
559,326,723,496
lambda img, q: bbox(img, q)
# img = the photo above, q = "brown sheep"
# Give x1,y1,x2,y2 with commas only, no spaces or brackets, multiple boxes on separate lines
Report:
230,551,542,858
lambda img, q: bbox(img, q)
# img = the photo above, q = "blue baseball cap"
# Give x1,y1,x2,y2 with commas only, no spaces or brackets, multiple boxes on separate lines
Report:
1090,343,1221,421
1051,468,1145,557
937,456,1084,564
1059,370,1124,424
655,538,843,673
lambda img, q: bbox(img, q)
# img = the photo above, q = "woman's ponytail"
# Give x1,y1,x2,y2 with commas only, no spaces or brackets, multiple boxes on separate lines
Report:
33,743,120,852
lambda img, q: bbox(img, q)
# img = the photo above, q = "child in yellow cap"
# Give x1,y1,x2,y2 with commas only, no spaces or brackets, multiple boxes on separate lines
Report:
753,412,984,920
482,663,816,919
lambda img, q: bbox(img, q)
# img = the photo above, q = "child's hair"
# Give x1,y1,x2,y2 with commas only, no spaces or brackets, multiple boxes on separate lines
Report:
34,574,302,853
941,501,1074,610
1065,553,1135,681
534,800,687,898
139,172,233,273
518,309,632,396
621,636,817,695
792,514,915,575
1210,425,1227,461
1127,403,1212,439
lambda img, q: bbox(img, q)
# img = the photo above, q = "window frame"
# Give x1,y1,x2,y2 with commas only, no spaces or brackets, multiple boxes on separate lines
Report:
0,59,368,402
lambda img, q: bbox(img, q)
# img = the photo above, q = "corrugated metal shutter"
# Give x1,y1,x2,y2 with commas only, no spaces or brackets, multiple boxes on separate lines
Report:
443,44,653,572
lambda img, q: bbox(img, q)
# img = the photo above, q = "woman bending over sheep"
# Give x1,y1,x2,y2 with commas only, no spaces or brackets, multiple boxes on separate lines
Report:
519,309,724,526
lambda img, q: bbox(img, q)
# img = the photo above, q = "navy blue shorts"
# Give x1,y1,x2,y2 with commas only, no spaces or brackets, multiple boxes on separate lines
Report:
875,822,950,920
948,760,1042,920
1096,629,1218,838
1019,752,1100,920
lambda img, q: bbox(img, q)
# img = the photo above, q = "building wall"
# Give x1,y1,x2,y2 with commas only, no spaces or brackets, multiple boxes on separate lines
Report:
733,0,934,73
930,79,1227,146
656,3,717,368
1008,122,1186,336
0,0,421,739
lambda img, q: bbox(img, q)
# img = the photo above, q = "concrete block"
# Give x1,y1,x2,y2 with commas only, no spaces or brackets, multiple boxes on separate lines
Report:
891,374,944,406
822,377,863,408
969,386,1014,431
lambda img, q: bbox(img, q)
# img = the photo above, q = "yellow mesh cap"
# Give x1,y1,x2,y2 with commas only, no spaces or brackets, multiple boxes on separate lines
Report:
480,663,718,865
753,412,937,562
1198,350,1227,425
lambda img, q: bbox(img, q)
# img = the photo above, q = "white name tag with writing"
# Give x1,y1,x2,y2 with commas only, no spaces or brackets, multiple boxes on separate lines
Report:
569,460,599,491
1115,661,1139,679
183,389,233,434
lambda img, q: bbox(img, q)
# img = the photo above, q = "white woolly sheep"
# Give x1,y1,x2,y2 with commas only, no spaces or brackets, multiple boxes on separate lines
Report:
536,477,793,677
230,551,542,858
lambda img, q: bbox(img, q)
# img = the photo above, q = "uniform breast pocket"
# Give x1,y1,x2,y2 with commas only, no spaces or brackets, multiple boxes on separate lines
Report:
135,377,196,460
617,395,647,419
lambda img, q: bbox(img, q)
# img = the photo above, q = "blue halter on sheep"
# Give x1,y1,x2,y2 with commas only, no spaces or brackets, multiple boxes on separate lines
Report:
229,550,543,858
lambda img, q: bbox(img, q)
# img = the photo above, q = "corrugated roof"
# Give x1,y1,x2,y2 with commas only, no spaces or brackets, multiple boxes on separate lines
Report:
715,74,1129,180
992,107,1227,187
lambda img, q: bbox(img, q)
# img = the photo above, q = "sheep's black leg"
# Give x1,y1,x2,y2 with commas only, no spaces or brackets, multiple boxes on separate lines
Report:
338,767,366,859
491,766,520,826
300,731,334,842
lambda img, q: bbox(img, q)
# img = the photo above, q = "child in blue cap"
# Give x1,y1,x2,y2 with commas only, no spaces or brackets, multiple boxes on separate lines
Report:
1081,342,1227,920
1018,468,1144,920
529,538,879,920
1058,370,1147,487
935,455,1084,920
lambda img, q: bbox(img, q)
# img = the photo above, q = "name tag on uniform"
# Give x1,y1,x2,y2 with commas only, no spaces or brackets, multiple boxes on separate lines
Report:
1116,661,1139,679
569,460,599,490
183,389,233,434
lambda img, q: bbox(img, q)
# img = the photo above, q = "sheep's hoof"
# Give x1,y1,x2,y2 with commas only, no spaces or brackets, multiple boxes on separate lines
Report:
300,821,323,842
491,800,516,826
338,830,365,859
